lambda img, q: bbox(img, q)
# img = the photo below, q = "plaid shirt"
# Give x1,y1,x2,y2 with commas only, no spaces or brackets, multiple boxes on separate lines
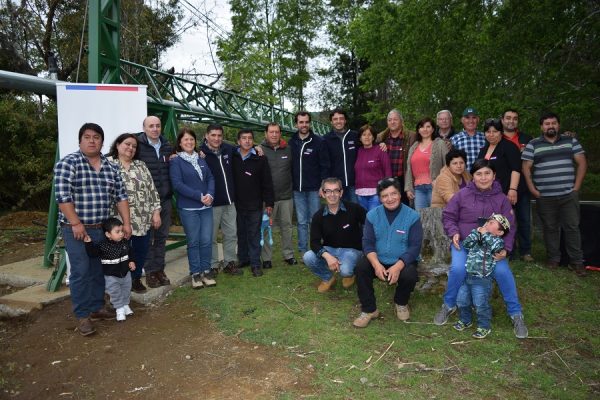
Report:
385,135,406,178
54,151,128,224
450,130,486,171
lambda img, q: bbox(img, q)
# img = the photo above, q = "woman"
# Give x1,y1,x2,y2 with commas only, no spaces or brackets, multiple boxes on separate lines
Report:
108,134,161,293
354,124,392,210
404,117,448,209
477,118,521,206
434,159,528,338
431,148,471,208
170,127,216,289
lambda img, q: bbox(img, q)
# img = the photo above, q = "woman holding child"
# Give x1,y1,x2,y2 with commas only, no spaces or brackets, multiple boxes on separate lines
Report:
433,159,528,338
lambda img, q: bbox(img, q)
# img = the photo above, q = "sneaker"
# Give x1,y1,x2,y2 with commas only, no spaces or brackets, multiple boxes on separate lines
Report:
342,276,355,289
521,254,535,263
201,272,217,287
146,272,161,288
262,261,273,269
223,261,243,276
116,307,126,322
433,304,456,325
78,317,96,336
191,273,204,289
251,266,263,277
284,258,298,265
352,310,380,328
511,314,528,339
131,278,147,293
395,304,410,321
157,271,171,286
317,275,336,293
472,327,491,339
205,269,217,280
90,307,116,321
453,320,473,331
123,305,134,316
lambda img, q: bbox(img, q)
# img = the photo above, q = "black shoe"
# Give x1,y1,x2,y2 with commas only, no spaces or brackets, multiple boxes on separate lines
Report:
251,266,264,277
238,261,250,268
284,258,298,265
262,261,272,269
223,261,243,275
156,271,171,286
131,278,147,293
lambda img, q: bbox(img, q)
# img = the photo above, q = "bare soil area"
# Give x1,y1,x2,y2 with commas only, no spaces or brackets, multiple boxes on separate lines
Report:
0,212,314,399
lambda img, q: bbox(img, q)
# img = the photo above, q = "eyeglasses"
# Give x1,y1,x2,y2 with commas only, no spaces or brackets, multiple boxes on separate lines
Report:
323,189,342,195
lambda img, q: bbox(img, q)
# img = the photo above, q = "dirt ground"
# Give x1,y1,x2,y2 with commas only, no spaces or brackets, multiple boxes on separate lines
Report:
0,212,314,399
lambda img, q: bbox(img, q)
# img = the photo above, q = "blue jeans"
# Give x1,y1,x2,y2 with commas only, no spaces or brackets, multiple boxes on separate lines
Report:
357,194,380,211
179,208,213,275
236,208,262,267
342,186,358,203
303,246,363,281
457,274,493,329
513,191,532,256
413,184,432,210
62,226,106,319
293,191,321,253
130,233,150,280
443,244,522,317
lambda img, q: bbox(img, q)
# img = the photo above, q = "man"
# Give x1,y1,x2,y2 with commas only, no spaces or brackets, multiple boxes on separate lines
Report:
232,129,274,277
289,111,328,255
376,109,416,204
54,123,131,336
501,108,534,262
450,107,486,171
522,112,587,276
303,178,366,292
260,122,297,268
200,124,242,275
435,109,456,150
136,116,172,288
353,177,422,328
321,109,358,202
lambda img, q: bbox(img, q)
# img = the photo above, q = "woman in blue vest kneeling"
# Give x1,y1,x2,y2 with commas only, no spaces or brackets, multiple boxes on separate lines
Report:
353,177,423,328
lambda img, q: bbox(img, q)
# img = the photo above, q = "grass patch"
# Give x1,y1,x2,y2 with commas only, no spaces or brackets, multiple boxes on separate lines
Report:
171,231,599,399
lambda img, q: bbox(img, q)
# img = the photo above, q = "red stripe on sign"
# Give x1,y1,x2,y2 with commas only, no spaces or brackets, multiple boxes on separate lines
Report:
96,86,139,91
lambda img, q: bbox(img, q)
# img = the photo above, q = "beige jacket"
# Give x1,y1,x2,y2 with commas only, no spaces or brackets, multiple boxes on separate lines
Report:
430,165,472,208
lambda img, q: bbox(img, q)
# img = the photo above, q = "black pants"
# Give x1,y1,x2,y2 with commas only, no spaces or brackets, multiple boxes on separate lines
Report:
356,256,418,313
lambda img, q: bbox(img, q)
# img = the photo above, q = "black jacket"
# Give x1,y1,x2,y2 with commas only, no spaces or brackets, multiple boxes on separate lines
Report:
135,133,173,201
321,129,358,188
289,131,328,192
232,150,274,211
85,239,133,278
200,141,236,207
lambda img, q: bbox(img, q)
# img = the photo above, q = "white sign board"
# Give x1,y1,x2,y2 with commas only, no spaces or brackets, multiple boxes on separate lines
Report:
56,83,147,157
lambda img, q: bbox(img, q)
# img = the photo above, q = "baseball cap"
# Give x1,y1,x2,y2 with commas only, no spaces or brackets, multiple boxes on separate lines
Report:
462,107,478,117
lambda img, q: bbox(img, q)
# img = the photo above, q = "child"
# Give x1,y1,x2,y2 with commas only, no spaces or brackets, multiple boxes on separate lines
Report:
84,217,135,322
454,213,510,339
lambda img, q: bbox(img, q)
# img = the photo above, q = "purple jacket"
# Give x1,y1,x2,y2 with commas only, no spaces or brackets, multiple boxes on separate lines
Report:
442,180,515,252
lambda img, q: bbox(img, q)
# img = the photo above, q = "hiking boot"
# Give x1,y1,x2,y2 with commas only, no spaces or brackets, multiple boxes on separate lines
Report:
342,276,355,289
521,254,535,263
511,314,528,339
284,258,298,265
352,310,380,328
157,271,171,286
146,272,161,288
90,307,116,321
123,305,134,316
223,261,243,275
395,304,410,321
433,303,456,325
201,272,217,287
131,278,147,293
251,266,263,277
317,275,336,293
453,320,473,331
116,307,126,322
472,327,491,339
570,264,588,277
262,261,272,269
78,317,96,336
191,273,204,289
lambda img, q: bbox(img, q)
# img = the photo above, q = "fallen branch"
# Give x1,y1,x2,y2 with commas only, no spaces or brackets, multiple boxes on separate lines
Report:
534,341,581,358
554,350,584,384
361,341,394,371
261,296,302,315
402,321,437,325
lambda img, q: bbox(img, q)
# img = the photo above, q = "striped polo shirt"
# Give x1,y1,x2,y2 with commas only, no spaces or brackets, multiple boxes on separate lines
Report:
521,135,584,197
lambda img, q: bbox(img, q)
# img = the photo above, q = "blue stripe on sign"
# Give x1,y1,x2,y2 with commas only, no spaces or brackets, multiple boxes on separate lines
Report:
66,85,98,90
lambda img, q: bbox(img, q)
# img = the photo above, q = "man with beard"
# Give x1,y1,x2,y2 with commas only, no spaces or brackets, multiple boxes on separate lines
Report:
521,112,587,276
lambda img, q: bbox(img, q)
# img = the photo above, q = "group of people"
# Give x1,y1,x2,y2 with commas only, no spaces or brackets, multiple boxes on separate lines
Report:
54,106,587,339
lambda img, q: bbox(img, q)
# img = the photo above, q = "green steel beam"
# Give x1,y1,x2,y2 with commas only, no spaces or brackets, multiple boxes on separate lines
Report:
89,0,120,84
